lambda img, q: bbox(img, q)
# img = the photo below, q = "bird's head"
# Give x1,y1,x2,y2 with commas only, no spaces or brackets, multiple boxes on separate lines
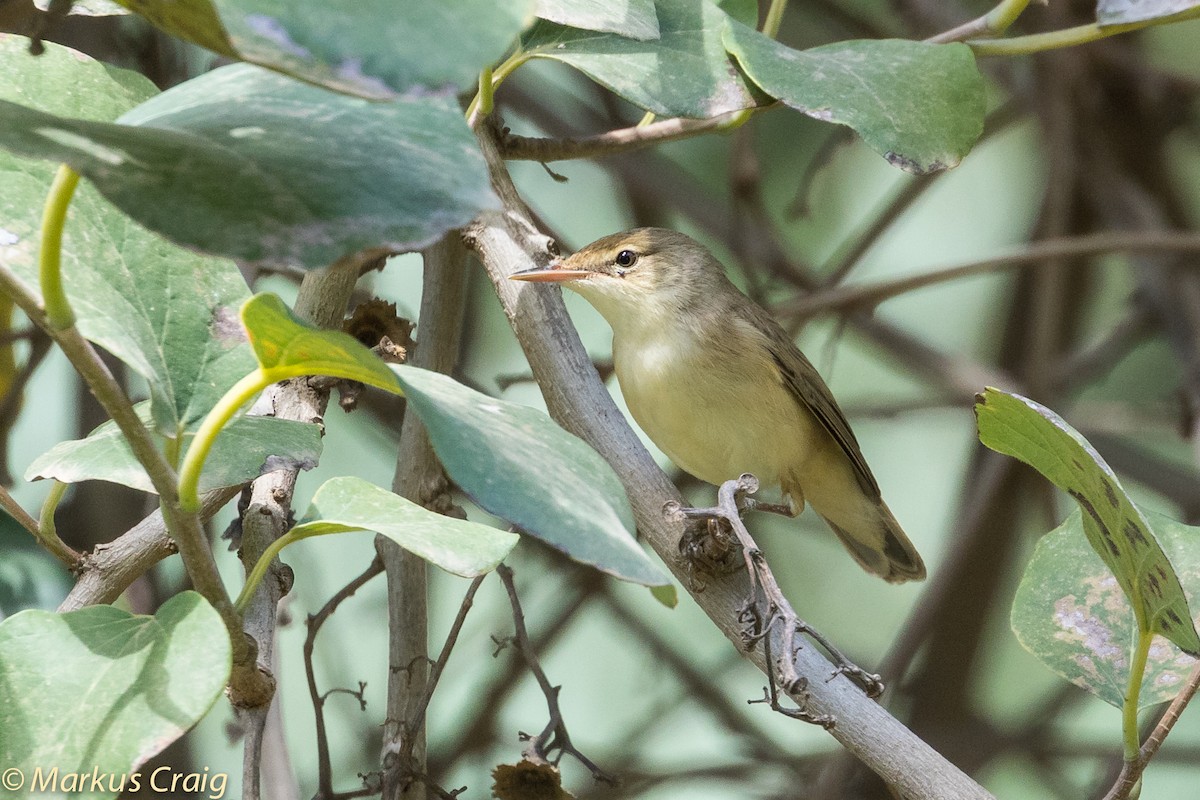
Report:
510,228,727,331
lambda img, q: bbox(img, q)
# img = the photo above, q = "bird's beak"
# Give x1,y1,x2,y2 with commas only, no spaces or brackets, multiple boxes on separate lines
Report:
509,262,591,283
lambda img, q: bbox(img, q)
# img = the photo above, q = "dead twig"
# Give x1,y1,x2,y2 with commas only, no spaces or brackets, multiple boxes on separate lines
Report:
495,563,617,785
676,475,884,729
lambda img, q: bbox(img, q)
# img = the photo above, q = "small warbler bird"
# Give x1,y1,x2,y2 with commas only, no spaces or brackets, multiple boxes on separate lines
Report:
511,228,925,583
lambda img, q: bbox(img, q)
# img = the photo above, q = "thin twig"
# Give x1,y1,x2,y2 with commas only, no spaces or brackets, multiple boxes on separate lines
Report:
305,556,385,800
381,232,470,800
820,175,938,287
496,564,616,784
1050,306,1153,391
0,483,41,539
498,108,760,163
0,326,50,485
782,230,1200,319
1102,660,1200,800
438,559,599,766
678,475,883,727
404,574,487,742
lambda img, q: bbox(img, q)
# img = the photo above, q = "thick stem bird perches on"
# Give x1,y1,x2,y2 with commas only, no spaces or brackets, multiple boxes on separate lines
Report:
675,475,884,728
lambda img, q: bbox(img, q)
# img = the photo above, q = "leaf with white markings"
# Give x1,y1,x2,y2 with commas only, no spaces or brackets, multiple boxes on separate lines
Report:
111,0,534,97
1012,508,1200,707
723,23,985,173
522,0,755,118
977,387,1200,655
1096,0,1200,25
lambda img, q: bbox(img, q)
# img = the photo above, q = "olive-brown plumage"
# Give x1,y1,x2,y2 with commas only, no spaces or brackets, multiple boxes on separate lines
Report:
512,228,925,582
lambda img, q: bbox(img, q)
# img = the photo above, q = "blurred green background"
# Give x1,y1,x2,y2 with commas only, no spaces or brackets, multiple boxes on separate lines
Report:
4,1,1200,798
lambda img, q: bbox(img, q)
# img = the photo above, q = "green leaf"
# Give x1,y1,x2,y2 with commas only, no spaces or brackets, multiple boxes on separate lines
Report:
114,0,534,98
240,293,403,392
1012,508,1200,708
25,401,321,494
293,477,519,577
35,0,130,15
0,592,231,799
535,0,659,39
0,37,257,435
391,365,668,586
0,34,157,120
977,387,1200,655
723,25,985,174
113,0,237,57
214,0,535,98
650,582,679,608
1096,0,1200,26
713,0,757,27
0,516,72,615
522,0,756,118
0,64,499,269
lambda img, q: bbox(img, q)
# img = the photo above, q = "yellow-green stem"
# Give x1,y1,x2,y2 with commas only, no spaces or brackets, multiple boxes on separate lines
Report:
466,65,495,124
36,479,71,555
235,524,332,613
1122,629,1155,761
37,479,67,537
714,106,761,132
177,369,271,512
492,50,529,85
969,7,1200,57
178,362,363,512
39,165,80,330
465,51,530,123
163,433,182,470
235,527,296,613
636,110,657,128
478,65,494,117
985,0,1034,34
762,0,788,38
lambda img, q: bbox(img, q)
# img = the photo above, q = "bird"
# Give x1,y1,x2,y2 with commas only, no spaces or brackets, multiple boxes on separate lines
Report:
510,227,925,583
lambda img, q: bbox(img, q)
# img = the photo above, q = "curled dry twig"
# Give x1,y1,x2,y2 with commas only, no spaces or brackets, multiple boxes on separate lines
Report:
496,563,617,786
674,475,885,728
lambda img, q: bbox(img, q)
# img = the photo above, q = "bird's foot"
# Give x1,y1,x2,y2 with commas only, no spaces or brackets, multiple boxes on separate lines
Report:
667,501,744,580
793,619,885,698
741,499,797,518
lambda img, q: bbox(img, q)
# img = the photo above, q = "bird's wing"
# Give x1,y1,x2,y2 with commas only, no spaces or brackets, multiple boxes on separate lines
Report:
741,301,881,499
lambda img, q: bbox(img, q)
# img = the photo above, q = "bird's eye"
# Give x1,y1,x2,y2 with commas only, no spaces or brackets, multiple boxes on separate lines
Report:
614,250,638,268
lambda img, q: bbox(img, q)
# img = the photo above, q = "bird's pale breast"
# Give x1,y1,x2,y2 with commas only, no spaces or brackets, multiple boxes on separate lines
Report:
612,318,819,488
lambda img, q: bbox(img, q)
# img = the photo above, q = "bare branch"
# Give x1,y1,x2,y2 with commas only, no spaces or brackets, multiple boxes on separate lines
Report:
782,230,1200,320
1102,661,1200,800
58,484,242,610
498,109,756,164
380,232,470,800
305,556,385,800
496,564,615,784
239,256,366,798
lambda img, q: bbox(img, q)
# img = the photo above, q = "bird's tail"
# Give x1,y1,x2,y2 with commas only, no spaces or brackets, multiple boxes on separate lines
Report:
785,458,926,583
821,501,925,583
